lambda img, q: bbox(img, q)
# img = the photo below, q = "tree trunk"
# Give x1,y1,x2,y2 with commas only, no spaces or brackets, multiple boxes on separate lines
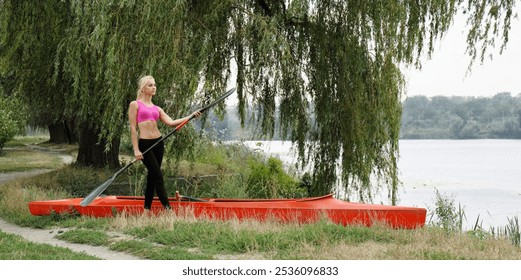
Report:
76,124,120,168
48,120,78,144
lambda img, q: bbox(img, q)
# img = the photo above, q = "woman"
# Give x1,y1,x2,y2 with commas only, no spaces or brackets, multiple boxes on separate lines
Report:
128,75,201,210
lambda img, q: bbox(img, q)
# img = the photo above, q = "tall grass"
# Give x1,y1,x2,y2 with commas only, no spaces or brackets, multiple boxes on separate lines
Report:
487,216,521,247
503,216,521,246
429,188,521,248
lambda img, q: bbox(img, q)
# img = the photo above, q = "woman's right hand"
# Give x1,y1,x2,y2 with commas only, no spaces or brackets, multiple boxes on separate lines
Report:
134,150,143,161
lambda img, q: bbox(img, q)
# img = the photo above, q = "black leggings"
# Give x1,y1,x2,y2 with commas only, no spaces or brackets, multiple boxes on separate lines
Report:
138,137,170,210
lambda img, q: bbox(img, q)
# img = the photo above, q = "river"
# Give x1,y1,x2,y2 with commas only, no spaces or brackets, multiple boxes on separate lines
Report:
242,139,521,229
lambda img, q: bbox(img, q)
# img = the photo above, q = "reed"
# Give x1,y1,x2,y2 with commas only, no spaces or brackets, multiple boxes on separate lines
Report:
506,216,520,246
499,216,521,247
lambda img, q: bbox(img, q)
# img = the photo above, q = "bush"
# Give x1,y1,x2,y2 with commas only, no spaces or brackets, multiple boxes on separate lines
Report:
0,109,17,153
0,112,18,153
246,157,307,199
428,188,466,232
0,96,27,153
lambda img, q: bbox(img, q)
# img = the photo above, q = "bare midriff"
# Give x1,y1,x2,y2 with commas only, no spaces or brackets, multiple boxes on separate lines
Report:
138,120,162,139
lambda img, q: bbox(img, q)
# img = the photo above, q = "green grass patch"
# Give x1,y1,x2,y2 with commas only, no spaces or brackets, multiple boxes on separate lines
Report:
417,250,470,260
0,231,98,260
3,135,50,148
0,149,64,172
123,219,406,258
110,239,213,260
56,229,110,246
1,136,75,172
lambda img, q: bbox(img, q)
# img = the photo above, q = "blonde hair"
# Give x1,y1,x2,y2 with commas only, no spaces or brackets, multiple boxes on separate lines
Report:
136,75,154,99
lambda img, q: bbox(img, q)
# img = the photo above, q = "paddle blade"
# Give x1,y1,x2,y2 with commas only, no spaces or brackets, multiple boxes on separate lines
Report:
80,177,115,207
80,161,135,207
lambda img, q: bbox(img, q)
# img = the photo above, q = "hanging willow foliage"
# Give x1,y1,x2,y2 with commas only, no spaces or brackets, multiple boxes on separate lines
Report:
0,1,70,126
1,0,515,202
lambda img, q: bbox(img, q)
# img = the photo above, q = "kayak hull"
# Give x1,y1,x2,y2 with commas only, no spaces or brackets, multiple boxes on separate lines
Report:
28,194,426,229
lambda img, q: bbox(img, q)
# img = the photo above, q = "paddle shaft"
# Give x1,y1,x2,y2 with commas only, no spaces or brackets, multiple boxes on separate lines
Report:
80,87,236,207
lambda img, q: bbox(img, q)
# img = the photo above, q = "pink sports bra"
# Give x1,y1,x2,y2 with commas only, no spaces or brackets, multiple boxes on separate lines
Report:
136,100,160,123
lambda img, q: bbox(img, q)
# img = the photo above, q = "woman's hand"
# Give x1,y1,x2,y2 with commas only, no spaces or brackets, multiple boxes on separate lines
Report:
191,111,202,118
134,150,143,161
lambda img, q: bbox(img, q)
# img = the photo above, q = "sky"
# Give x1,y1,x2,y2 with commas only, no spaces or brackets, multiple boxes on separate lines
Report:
403,11,521,98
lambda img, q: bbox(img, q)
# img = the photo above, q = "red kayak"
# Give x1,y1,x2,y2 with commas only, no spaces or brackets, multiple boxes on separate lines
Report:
28,193,426,229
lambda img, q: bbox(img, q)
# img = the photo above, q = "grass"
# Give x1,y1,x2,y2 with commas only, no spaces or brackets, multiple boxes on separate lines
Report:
0,149,64,172
3,135,50,147
4,175,521,260
0,231,99,260
1,135,76,172
56,229,110,246
1,136,521,260
12,209,521,260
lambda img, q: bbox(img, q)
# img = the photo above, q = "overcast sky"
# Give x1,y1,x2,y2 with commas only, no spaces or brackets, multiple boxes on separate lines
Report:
403,11,521,98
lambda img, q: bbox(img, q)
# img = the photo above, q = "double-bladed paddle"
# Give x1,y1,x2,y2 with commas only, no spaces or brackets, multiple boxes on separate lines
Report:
80,87,236,207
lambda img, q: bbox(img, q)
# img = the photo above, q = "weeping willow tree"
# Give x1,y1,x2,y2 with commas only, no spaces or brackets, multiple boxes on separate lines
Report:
209,0,515,203
0,1,75,143
1,0,516,202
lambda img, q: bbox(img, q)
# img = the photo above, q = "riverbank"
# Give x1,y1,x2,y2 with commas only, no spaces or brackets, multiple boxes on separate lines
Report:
1,137,521,261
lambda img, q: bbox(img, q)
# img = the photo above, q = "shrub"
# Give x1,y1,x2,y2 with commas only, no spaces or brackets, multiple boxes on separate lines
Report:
246,157,307,199
0,107,17,153
0,96,27,153
428,188,466,232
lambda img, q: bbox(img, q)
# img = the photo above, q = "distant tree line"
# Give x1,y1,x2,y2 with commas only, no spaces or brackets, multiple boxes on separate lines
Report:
211,92,521,141
400,92,521,139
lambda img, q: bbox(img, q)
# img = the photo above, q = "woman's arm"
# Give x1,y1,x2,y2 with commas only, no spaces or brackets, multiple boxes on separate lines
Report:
128,101,143,160
159,107,201,127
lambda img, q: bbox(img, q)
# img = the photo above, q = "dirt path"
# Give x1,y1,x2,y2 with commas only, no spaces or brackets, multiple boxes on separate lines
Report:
0,145,142,260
